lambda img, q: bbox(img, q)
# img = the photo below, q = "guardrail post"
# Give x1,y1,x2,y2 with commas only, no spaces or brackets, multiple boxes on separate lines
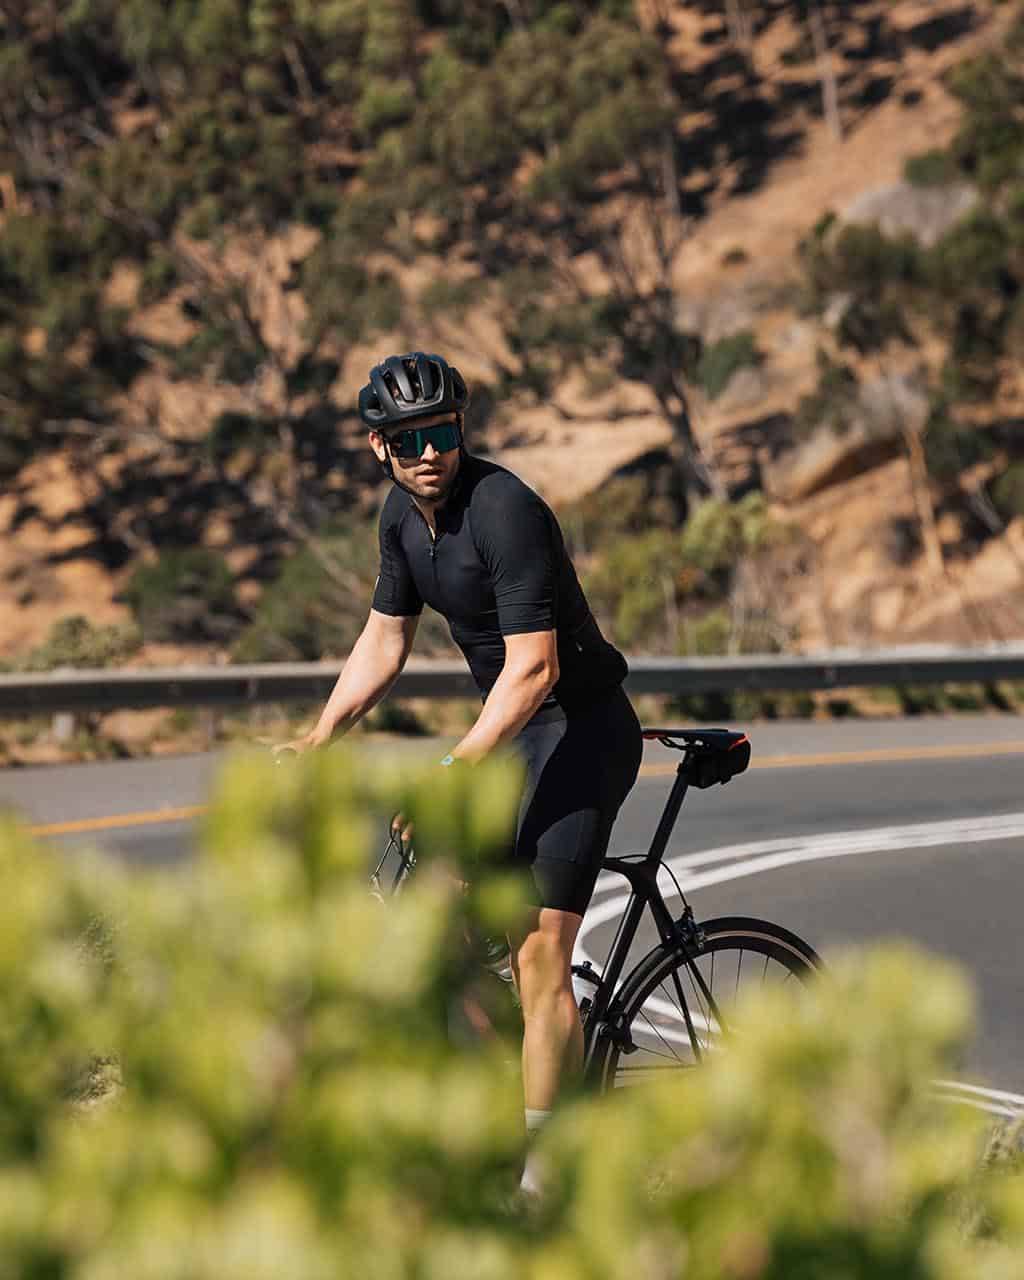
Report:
201,708,220,750
52,712,76,743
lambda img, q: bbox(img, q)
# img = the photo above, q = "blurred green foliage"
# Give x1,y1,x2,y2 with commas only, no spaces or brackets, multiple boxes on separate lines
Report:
232,524,378,662
13,615,143,672
992,461,1024,520
922,399,994,483
231,518,456,662
120,547,243,644
696,331,761,400
1,746,1023,1273
904,148,961,188
793,349,861,439
799,14,1024,448
583,493,782,650
0,0,688,493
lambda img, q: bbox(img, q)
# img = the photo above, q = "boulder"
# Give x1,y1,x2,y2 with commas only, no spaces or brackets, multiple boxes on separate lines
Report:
840,181,978,248
768,372,929,501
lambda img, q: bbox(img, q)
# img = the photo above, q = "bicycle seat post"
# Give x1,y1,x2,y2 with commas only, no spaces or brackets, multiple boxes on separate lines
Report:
643,755,691,869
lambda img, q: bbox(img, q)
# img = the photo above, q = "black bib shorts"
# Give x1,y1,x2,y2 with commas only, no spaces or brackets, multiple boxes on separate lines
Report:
506,685,642,917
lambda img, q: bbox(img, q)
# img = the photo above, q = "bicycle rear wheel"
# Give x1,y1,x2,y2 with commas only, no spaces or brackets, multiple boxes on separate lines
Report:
593,916,822,1093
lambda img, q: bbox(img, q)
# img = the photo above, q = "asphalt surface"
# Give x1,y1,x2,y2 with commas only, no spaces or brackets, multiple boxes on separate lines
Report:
1,713,1022,1096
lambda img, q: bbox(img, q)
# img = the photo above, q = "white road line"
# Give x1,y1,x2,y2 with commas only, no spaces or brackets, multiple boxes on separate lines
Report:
579,812,1024,1118
934,1080,1024,1109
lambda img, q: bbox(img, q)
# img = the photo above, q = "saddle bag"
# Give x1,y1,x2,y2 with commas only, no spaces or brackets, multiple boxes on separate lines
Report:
688,737,751,788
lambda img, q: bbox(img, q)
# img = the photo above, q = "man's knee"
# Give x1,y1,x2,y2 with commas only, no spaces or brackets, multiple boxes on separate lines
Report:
513,910,580,1008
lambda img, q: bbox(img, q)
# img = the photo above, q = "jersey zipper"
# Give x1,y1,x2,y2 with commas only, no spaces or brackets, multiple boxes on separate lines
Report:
415,504,444,611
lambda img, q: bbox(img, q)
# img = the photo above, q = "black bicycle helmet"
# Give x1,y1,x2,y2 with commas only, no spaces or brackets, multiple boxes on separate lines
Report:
358,352,469,430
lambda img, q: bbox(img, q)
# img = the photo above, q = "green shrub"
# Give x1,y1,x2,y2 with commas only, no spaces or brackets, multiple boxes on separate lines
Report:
696,331,761,400
678,606,732,656
232,525,378,663
121,548,242,644
418,276,488,314
945,683,987,712
939,300,1005,402
679,491,779,575
898,684,947,715
561,474,656,556
2,749,1024,1271
925,211,1010,295
584,528,689,648
904,148,961,187
170,321,264,385
365,701,428,735
356,78,416,137
836,295,911,353
801,224,923,311
794,349,861,439
583,494,782,650
923,402,993,481
992,461,1024,520
16,616,143,672
948,52,1024,190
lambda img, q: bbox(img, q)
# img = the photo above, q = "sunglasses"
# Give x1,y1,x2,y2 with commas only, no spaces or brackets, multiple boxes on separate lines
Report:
383,421,460,460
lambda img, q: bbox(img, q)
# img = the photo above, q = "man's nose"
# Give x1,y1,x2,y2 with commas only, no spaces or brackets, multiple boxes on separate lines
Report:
421,441,439,462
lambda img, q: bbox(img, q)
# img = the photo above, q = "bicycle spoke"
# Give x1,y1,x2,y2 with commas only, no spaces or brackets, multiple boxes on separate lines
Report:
633,1010,687,1065
604,927,819,1091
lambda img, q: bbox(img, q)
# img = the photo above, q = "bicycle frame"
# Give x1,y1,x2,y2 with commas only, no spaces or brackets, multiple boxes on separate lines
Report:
368,742,731,1068
577,752,725,1075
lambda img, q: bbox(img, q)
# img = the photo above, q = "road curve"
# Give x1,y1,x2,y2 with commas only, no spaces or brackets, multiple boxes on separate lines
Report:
1,714,1021,1104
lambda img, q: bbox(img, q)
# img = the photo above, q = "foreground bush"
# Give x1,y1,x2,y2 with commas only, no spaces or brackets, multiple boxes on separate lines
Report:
1,747,1022,1277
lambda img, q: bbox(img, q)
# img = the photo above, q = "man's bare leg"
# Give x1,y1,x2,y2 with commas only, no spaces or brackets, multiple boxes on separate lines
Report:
510,907,584,1194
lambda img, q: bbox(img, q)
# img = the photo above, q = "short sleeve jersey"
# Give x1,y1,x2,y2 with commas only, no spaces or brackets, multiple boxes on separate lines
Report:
372,455,627,715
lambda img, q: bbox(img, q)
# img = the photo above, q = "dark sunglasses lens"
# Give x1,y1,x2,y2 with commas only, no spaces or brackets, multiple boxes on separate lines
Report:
426,424,459,454
391,423,459,459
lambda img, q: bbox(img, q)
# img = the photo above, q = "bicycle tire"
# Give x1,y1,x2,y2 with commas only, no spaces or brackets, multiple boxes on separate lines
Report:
592,916,822,1093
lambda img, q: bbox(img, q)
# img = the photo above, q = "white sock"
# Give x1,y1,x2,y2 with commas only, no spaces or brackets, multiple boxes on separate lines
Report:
520,1108,552,1195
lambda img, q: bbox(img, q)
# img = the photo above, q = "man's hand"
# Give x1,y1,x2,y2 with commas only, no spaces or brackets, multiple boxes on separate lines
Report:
271,729,327,761
390,811,414,848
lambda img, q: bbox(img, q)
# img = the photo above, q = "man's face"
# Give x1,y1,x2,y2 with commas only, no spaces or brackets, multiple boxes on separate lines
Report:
369,412,462,504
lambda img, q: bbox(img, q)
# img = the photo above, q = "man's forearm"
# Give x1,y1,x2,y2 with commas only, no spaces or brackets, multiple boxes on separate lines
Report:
452,664,556,762
310,629,405,744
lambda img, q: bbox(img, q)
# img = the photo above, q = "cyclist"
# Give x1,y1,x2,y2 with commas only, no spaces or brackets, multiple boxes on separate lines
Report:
278,352,642,1196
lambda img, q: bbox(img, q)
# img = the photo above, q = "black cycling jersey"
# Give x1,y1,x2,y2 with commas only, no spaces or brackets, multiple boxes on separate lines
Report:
371,453,627,718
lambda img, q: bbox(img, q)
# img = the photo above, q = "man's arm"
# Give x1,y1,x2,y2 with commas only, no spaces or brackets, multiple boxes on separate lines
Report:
449,630,558,763
301,609,419,748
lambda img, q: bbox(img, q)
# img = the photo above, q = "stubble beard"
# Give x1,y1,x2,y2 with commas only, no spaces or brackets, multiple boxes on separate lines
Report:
408,453,460,506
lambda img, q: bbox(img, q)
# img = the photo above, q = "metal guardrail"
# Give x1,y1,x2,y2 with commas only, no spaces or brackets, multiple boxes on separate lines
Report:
2,645,1023,716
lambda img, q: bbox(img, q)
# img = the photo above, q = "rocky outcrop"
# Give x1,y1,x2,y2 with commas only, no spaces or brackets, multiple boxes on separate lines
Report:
841,181,978,247
767,373,930,501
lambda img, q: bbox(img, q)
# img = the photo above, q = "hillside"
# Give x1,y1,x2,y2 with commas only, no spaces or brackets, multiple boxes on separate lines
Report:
2,0,1023,677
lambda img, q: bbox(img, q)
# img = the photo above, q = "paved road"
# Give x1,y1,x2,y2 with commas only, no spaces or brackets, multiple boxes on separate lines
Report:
1,714,1022,1099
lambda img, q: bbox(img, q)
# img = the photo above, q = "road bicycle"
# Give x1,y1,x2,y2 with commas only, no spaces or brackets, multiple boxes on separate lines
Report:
371,727,823,1094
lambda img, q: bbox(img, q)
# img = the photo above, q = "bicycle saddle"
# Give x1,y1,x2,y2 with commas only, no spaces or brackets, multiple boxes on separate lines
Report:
640,728,751,787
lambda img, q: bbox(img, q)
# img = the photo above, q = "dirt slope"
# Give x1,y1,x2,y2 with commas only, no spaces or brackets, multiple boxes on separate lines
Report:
3,0,1022,665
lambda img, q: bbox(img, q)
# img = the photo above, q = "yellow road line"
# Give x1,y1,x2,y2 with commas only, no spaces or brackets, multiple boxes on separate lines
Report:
23,740,1024,836
30,805,207,838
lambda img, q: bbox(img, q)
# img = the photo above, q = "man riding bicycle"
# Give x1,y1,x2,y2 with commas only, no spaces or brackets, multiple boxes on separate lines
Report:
278,352,642,1195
